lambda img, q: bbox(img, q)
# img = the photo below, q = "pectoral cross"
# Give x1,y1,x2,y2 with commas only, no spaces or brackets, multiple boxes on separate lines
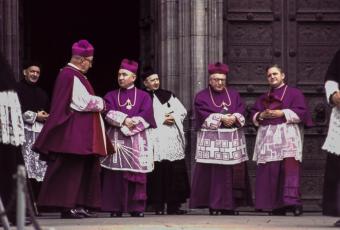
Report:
221,102,228,114
126,99,132,110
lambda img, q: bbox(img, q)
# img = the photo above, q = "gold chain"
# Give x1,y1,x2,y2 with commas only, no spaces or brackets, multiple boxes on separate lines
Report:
268,85,288,101
118,87,137,109
208,86,231,108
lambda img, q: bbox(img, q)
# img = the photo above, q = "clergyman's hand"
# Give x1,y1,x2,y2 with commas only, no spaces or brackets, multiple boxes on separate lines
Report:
221,114,236,127
36,110,49,122
124,117,136,129
259,109,283,119
331,91,340,107
163,114,175,126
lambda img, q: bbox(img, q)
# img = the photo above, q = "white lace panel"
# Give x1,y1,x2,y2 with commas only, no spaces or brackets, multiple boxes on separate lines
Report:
253,123,303,164
0,91,25,146
322,107,340,155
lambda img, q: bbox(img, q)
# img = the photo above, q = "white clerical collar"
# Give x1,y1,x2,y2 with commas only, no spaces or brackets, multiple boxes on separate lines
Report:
126,84,135,90
272,83,286,90
68,63,81,71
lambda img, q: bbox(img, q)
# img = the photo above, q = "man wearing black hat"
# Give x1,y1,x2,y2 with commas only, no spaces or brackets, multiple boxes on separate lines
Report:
16,61,49,205
142,67,190,215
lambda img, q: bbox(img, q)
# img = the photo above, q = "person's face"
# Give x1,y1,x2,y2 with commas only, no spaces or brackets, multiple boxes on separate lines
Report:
23,65,41,84
209,73,226,91
80,56,93,73
143,74,160,91
267,67,285,88
118,69,136,88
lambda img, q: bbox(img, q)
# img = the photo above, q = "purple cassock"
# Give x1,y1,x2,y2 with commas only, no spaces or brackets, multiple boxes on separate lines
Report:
190,86,252,212
101,86,156,213
250,84,312,212
33,65,113,210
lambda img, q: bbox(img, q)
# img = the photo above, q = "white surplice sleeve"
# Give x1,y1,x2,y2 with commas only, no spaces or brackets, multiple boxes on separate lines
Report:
325,80,339,104
70,77,104,112
22,110,37,125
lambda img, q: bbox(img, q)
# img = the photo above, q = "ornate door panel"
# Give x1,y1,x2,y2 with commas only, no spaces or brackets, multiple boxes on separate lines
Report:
288,0,340,209
224,0,340,210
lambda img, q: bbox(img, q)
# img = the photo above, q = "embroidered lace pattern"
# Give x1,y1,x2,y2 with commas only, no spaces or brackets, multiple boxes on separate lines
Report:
253,123,303,164
322,107,340,155
0,91,25,146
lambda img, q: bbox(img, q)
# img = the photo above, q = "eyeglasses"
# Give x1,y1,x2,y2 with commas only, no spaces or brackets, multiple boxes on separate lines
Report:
83,57,94,65
118,72,133,77
211,78,226,83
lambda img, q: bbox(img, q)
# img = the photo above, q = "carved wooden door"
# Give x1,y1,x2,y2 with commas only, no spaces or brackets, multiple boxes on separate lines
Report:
224,0,340,210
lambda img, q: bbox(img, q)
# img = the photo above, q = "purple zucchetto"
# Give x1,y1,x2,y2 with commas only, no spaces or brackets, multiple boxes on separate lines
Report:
208,62,229,75
120,58,138,74
72,39,94,57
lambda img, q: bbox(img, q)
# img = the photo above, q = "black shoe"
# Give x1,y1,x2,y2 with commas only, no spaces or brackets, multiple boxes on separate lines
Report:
61,209,83,219
4,217,32,226
130,212,144,217
334,219,340,227
270,207,286,216
110,211,123,217
167,209,187,215
292,205,303,216
75,208,98,218
220,210,236,215
155,210,165,215
209,208,220,215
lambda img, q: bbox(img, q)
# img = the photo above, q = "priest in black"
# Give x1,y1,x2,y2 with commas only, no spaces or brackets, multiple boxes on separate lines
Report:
17,60,49,203
142,67,190,215
322,49,340,227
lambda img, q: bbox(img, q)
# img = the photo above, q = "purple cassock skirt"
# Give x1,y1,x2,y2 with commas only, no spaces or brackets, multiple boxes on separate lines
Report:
323,153,340,216
38,153,101,210
101,169,147,213
190,162,252,210
255,157,301,211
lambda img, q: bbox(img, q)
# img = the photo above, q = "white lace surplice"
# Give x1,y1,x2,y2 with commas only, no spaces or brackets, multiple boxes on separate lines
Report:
101,111,154,173
0,91,25,146
253,123,303,164
150,95,186,162
195,112,248,165
322,80,340,155
322,107,340,155
21,116,47,181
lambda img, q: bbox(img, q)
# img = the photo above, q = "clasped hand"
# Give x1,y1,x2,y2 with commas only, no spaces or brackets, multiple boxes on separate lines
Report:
221,114,236,127
259,109,284,119
163,113,175,126
331,91,340,107
36,110,49,122
124,117,136,129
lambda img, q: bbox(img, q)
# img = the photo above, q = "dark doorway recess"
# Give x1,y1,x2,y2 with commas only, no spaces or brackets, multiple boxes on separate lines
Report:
22,0,140,97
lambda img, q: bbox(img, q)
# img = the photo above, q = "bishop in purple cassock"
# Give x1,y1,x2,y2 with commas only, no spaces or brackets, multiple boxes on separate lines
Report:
33,40,113,219
190,62,252,215
100,59,156,217
250,64,312,216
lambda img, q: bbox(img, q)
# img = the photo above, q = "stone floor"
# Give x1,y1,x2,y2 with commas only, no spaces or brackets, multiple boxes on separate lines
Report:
17,211,340,230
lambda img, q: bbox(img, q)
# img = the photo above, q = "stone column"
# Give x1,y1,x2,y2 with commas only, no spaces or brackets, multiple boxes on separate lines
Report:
153,0,224,109
145,0,224,172
0,0,20,80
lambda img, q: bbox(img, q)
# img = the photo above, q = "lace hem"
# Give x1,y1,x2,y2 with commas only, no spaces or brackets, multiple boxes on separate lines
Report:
253,123,303,164
0,91,25,146
322,107,340,155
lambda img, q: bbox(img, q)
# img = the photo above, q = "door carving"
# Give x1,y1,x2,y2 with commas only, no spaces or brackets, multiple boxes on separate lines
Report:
224,0,340,210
